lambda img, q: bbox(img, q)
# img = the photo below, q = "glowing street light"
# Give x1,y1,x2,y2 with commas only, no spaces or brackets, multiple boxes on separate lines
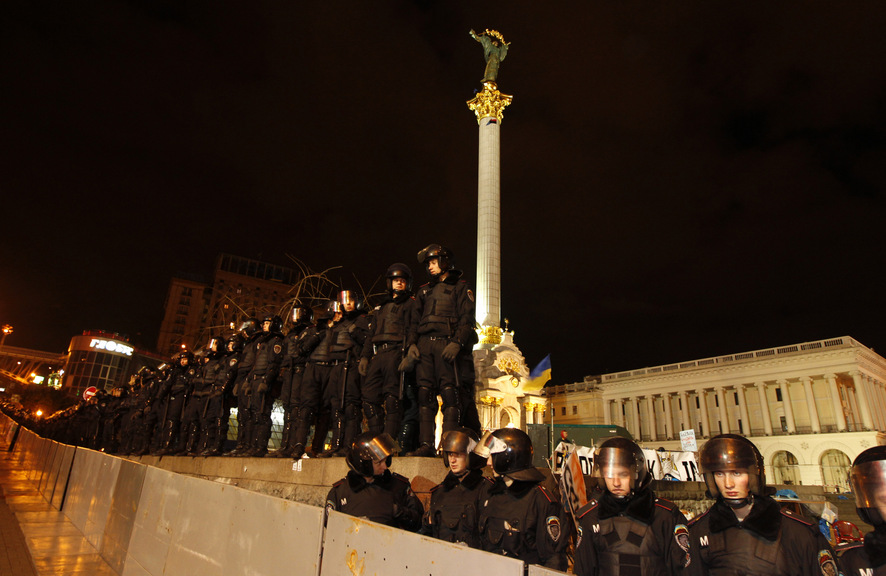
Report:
0,324,12,348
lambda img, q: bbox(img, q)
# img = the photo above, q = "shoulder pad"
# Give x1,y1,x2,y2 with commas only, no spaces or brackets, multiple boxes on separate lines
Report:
654,498,677,511
780,509,813,526
430,483,443,493
391,472,411,485
576,500,599,519
688,509,709,526
536,485,555,503
332,478,346,488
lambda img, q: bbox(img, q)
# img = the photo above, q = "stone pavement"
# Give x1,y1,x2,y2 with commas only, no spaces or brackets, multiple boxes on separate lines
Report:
0,444,115,576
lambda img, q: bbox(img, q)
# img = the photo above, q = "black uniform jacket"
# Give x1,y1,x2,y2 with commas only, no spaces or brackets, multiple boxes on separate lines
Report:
423,468,490,548
687,495,839,576
838,526,886,576
325,470,424,532
574,488,690,576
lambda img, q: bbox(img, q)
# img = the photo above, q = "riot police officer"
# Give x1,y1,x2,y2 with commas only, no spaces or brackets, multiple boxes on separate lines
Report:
242,315,285,457
474,428,568,570
687,434,839,576
271,306,313,457
180,338,224,455
359,263,417,438
325,432,423,531
226,317,262,456
839,445,886,575
573,437,690,576
200,333,242,456
422,427,489,547
154,350,197,455
408,244,480,457
292,300,341,459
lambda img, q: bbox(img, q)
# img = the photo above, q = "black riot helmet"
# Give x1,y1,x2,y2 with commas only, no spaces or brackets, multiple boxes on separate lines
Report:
174,350,194,366
291,306,313,326
338,290,364,314
440,427,486,471
347,432,399,477
385,263,413,296
474,428,543,482
849,445,886,526
699,434,766,506
262,315,284,333
208,336,224,355
593,437,651,496
417,244,453,277
226,333,245,354
239,317,261,338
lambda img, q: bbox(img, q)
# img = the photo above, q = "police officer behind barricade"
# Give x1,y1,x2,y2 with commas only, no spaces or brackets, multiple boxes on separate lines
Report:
474,427,568,570
271,306,313,458
226,317,263,456
242,314,285,457
687,434,839,576
358,263,417,439
407,244,480,457
200,333,242,456
325,432,424,531
180,337,223,455
422,427,490,547
154,350,197,456
839,446,886,575
573,437,690,576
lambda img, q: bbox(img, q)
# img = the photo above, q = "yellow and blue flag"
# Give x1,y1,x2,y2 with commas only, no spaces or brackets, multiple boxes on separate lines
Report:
523,355,551,391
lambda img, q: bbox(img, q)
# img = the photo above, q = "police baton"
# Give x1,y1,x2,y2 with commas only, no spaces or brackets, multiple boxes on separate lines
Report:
339,349,351,412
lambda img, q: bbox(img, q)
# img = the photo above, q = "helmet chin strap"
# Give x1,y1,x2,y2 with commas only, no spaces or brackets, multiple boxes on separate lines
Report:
724,494,753,509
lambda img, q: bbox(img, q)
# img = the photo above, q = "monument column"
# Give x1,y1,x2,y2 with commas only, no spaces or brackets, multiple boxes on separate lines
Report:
716,386,729,434
698,389,711,438
736,385,751,435
756,382,774,435
825,374,847,431
679,390,691,431
663,394,674,439
645,396,658,441
800,376,821,433
851,371,875,430
777,379,796,433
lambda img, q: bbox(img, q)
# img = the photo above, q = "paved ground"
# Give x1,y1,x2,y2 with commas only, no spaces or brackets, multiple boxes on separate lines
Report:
0,444,115,576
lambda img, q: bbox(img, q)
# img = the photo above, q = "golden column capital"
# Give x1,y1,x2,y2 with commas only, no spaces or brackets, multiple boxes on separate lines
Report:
467,82,513,123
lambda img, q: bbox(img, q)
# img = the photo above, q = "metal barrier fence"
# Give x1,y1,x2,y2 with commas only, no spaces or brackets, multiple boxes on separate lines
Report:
0,411,567,576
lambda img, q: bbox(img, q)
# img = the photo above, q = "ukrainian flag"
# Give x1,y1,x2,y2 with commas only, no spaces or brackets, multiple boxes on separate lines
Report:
523,355,551,391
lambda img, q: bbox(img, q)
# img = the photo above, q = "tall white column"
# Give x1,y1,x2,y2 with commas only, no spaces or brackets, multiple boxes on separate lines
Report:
631,397,641,438
876,381,886,431
605,400,613,426
800,376,821,433
698,389,711,438
868,376,886,431
663,394,674,439
618,399,626,428
716,387,729,434
736,385,751,435
645,397,658,441
825,373,847,431
756,382,774,436
679,390,691,431
777,379,796,433
851,371,875,430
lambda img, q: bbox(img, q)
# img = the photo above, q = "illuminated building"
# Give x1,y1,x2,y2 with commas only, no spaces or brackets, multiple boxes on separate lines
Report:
61,330,165,398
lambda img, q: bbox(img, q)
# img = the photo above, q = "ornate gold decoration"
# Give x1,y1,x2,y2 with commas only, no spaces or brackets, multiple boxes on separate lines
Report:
497,356,521,375
467,82,513,123
479,395,502,406
477,325,503,345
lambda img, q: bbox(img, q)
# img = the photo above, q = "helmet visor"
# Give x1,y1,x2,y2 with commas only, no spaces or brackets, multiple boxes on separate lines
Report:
594,446,642,480
474,431,509,459
441,430,478,455
850,459,886,509
360,433,399,462
699,437,760,473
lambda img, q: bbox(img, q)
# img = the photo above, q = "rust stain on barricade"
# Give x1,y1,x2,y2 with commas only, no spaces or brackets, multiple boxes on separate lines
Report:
345,518,360,534
346,549,365,576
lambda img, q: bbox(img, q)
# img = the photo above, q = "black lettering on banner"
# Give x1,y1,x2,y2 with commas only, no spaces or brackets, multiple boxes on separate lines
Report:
562,464,576,514
681,460,699,481
647,458,657,477
578,455,593,476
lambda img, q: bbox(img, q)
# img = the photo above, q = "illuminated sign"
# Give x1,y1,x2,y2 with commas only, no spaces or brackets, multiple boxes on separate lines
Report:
89,339,134,356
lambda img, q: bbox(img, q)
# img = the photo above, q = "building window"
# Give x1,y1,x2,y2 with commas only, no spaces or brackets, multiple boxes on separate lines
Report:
776,388,783,402
561,407,566,416
734,392,739,404
695,397,700,408
572,405,578,415
715,395,719,407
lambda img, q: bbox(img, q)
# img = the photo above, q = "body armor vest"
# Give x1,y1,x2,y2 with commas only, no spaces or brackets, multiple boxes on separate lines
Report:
194,357,222,395
703,526,782,576
212,353,238,396
594,516,666,576
479,487,540,564
330,319,356,356
309,329,333,362
372,302,408,343
238,335,261,375
169,367,193,395
252,333,282,375
429,482,482,547
421,282,458,330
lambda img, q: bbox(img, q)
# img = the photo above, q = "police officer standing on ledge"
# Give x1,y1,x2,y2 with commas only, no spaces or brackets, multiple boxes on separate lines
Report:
325,432,424,532
154,350,197,456
687,434,839,576
573,437,690,576
271,306,312,458
839,445,886,575
242,315,285,457
226,317,262,456
358,263,417,438
473,427,568,570
200,333,241,456
408,244,480,457
422,427,490,548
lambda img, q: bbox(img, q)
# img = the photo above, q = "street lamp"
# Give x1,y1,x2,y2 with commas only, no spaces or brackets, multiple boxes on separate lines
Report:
1,324,12,348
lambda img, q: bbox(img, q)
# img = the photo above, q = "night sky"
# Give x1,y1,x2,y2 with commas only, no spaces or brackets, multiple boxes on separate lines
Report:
3,1,885,385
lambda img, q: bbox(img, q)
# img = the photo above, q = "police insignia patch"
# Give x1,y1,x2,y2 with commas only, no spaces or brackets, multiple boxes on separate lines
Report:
273,344,282,354
675,524,691,567
546,516,561,542
575,525,582,549
467,289,474,302
818,550,838,576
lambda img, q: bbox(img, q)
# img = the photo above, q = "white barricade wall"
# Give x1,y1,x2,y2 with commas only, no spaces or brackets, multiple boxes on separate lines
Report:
528,564,570,576
50,444,77,510
124,466,325,576
101,458,147,574
321,511,525,576
64,447,124,550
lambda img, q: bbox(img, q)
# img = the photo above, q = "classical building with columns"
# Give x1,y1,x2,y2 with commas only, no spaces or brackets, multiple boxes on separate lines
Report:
543,336,886,490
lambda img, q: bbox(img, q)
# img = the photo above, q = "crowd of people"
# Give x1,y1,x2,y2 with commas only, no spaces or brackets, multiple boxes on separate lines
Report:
2,243,884,574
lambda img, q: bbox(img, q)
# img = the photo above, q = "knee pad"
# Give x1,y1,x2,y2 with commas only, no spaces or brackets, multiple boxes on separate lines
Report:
345,403,361,421
440,386,460,410
418,386,436,408
384,396,400,416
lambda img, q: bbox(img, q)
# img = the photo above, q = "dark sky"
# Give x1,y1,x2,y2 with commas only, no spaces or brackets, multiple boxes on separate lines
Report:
2,1,885,384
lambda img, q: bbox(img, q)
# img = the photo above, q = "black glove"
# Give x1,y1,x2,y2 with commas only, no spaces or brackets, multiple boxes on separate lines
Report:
358,357,370,377
398,344,420,372
442,342,461,362
256,378,268,395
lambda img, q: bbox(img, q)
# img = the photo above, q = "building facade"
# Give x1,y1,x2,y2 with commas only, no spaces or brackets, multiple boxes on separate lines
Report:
544,336,886,490
156,254,298,357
